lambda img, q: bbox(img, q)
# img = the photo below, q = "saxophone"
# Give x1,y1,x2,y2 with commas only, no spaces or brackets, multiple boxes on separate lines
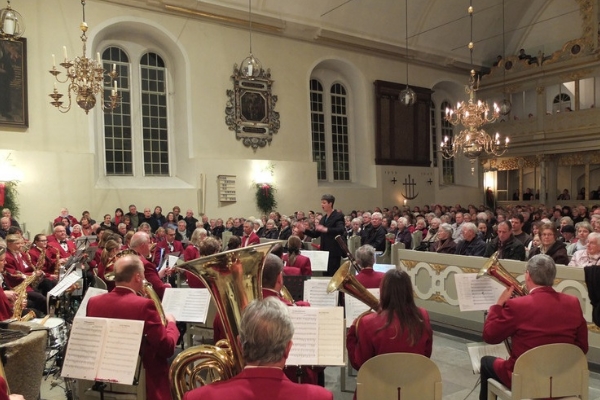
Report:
27,247,46,289
11,272,37,321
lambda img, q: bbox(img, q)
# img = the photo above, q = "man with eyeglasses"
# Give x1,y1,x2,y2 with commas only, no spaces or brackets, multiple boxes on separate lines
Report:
87,255,179,400
130,231,171,299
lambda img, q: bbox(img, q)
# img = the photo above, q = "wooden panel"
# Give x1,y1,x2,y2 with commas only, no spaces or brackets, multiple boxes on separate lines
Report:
374,80,433,166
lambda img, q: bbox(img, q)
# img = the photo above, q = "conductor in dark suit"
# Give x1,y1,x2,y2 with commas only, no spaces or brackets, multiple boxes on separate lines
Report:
183,297,332,400
87,254,180,400
305,194,345,276
479,254,588,400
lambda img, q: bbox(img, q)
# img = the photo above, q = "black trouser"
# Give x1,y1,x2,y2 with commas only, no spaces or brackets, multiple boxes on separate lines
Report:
480,355,503,400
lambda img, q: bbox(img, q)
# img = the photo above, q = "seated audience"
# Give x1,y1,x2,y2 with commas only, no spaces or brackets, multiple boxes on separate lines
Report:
528,223,569,265
455,223,486,257
570,232,600,267
432,223,456,254
483,221,526,261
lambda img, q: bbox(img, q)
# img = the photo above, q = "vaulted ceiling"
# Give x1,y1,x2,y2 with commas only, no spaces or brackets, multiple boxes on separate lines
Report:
197,0,588,66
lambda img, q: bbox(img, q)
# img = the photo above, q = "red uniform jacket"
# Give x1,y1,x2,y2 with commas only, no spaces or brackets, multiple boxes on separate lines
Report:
355,268,385,289
0,289,13,320
48,239,77,259
3,250,34,288
152,239,184,265
87,287,179,400
346,308,433,370
282,254,312,276
137,255,169,300
182,367,332,400
183,245,200,262
28,246,59,278
241,232,260,247
53,215,79,226
483,286,588,387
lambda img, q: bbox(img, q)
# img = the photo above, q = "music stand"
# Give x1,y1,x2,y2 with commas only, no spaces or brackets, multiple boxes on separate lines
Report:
282,275,307,303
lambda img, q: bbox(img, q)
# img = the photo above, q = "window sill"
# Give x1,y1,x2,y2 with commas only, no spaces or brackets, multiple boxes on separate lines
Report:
95,176,195,190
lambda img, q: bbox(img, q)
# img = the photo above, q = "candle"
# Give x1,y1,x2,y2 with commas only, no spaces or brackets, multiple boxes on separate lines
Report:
54,82,57,91
114,80,118,91
52,54,56,67
96,52,101,65
112,63,116,72
63,46,68,61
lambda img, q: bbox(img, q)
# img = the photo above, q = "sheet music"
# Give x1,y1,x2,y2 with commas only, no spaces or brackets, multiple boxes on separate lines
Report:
303,278,338,308
61,318,105,380
162,288,211,323
286,307,319,366
159,254,181,272
76,287,108,318
302,250,329,272
373,263,396,273
466,342,510,374
96,319,144,384
316,307,345,366
62,317,144,384
286,307,345,366
48,272,81,297
454,273,506,312
345,288,379,328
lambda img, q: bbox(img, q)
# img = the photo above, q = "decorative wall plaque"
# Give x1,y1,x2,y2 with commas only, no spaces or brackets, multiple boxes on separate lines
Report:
225,65,280,150
217,175,237,202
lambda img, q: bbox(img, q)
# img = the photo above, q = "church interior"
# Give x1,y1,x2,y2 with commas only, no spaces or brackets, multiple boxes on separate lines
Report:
1,1,600,399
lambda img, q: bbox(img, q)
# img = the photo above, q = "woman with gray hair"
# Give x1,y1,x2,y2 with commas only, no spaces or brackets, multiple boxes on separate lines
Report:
432,223,456,254
394,217,412,249
354,244,385,288
569,232,600,267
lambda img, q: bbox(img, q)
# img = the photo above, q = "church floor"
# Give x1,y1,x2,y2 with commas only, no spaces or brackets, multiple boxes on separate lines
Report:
40,331,600,399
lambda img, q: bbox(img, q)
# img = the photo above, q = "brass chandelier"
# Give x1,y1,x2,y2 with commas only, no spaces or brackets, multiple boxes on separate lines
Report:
441,2,508,160
48,0,119,114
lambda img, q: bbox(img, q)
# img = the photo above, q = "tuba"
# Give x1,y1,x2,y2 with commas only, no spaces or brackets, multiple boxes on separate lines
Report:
169,242,278,400
327,260,380,310
476,251,528,296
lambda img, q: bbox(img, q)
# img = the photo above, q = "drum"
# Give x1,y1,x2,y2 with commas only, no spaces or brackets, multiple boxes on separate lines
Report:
31,317,67,349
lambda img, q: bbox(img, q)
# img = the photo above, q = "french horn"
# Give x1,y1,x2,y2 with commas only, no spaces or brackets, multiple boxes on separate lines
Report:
327,260,379,310
477,251,528,296
169,242,278,400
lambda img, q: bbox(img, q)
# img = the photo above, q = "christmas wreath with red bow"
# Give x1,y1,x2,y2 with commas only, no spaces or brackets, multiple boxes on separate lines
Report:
255,183,277,215
0,181,19,218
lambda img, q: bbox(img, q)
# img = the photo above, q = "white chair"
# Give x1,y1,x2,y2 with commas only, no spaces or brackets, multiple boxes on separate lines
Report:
356,353,442,400
487,343,588,400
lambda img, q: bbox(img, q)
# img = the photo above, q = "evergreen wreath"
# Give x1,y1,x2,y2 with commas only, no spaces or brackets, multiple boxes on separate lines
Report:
0,181,19,218
255,183,277,215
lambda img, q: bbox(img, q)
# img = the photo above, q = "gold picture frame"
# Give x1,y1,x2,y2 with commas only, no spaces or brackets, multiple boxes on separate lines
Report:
0,37,28,127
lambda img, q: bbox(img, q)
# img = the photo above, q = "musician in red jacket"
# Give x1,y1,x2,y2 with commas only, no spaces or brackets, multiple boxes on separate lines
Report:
183,297,332,400
87,254,179,400
346,269,433,372
153,226,184,265
282,236,312,276
241,221,260,247
47,224,77,261
130,231,171,299
353,244,385,289
479,254,588,400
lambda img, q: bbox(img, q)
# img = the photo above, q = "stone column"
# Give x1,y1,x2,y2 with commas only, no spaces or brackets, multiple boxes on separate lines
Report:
518,158,525,202
547,155,558,203
584,154,591,201
538,155,546,204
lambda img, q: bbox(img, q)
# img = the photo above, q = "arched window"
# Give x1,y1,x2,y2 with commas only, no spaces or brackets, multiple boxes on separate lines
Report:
309,78,350,182
101,48,170,176
440,101,454,184
553,93,571,113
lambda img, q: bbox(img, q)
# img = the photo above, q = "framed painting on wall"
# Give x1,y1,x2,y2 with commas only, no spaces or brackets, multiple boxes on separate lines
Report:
0,37,27,127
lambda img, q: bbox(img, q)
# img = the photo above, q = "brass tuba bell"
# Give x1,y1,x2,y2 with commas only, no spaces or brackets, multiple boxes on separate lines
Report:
169,242,279,400
327,260,380,310
476,251,528,296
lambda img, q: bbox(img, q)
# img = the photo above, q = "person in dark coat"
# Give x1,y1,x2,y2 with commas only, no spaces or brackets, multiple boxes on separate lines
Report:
528,222,569,265
484,221,526,261
432,223,456,254
304,194,345,277
455,222,486,257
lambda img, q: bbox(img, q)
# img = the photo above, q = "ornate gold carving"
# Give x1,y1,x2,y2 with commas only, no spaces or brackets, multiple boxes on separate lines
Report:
587,323,600,333
430,264,447,275
460,267,480,274
536,86,545,95
401,260,419,270
557,151,600,166
427,292,448,304
494,156,540,171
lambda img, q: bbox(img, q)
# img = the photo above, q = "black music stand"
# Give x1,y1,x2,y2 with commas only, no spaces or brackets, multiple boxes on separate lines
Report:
282,275,307,303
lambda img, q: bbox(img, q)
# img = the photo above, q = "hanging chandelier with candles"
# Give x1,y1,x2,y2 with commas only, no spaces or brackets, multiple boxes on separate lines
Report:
441,2,508,161
48,0,119,114
398,0,415,106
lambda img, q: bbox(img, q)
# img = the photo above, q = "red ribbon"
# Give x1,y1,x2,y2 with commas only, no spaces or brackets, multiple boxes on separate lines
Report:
0,182,5,206
262,184,270,197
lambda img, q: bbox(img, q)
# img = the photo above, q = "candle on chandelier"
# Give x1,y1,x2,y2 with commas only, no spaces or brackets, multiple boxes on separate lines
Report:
97,52,102,65
52,54,56,68
63,46,68,61
112,63,116,72
54,82,57,91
